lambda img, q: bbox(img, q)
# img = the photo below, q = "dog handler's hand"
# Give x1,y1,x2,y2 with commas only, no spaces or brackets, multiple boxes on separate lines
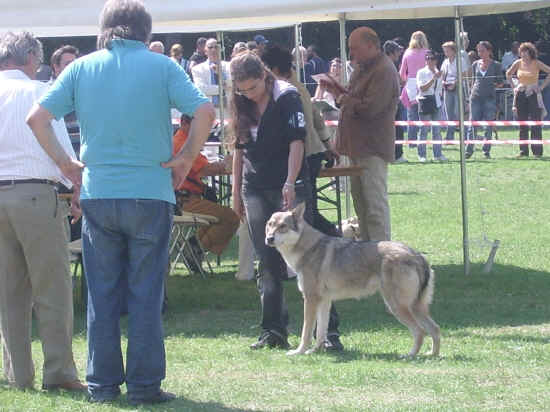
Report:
232,190,246,220
70,185,82,224
282,182,296,211
165,163,189,190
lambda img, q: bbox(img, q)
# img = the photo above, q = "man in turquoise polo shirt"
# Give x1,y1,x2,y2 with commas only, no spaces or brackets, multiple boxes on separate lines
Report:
27,0,214,406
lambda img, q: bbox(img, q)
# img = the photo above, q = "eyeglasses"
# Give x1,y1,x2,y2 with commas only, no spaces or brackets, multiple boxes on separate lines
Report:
206,45,218,49
235,79,263,96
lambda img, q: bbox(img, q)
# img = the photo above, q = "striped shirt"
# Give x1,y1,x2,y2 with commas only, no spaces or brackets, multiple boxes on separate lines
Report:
0,70,76,187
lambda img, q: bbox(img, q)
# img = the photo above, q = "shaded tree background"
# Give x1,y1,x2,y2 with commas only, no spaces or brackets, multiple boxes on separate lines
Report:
39,8,549,64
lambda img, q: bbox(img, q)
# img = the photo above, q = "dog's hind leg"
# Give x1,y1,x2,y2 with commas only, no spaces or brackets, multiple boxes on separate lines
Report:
412,303,440,356
308,297,332,354
383,295,426,358
394,304,426,358
287,295,319,356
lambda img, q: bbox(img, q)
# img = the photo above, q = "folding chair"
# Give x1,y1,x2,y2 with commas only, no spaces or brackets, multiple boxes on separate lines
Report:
169,212,218,277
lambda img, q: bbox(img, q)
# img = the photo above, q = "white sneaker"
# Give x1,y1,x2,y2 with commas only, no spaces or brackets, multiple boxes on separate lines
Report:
435,155,448,161
394,156,408,163
418,156,427,163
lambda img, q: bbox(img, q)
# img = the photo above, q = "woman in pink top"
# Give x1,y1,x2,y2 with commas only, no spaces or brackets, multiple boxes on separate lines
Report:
399,31,429,147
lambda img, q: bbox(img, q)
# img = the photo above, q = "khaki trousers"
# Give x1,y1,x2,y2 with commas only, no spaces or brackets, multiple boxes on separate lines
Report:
180,195,240,256
0,183,77,388
350,155,391,242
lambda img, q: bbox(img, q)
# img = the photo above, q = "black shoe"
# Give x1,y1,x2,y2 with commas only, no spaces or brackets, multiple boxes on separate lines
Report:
88,392,120,403
484,152,491,159
250,331,289,350
465,152,473,159
128,390,176,406
323,335,344,352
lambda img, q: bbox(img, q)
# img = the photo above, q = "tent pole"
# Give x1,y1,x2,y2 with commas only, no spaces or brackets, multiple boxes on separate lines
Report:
338,13,351,219
338,13,348,85
216,31,225,150
454,7,470,275
294,24,305,84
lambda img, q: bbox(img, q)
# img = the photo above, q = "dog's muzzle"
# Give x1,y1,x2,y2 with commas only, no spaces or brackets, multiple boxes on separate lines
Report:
265,236,275,247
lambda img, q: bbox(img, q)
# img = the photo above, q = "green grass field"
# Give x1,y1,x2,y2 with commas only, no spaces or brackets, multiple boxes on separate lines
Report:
1,130,549,411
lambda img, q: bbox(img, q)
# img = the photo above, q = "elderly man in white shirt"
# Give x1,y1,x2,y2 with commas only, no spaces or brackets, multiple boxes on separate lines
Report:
191,38,231,115
0,31,85,391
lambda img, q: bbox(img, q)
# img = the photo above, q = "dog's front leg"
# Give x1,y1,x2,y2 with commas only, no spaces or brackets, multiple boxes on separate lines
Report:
307,298,332,354
287,295,319,356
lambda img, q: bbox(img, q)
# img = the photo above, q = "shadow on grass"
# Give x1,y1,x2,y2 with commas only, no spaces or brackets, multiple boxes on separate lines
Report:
388,191,421,196
157,263,550,339
64,263,550,345
322,349,477,364
448,331,550,344
37,389,263,412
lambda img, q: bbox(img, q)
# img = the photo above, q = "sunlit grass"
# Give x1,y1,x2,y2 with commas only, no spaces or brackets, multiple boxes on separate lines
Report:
1,130,549,411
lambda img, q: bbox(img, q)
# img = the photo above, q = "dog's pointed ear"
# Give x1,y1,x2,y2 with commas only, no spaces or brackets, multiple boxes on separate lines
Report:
292,202,306,221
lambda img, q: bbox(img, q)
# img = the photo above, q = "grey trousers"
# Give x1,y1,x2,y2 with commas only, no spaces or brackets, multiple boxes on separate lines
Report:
350,155,391,242
0,183,77,388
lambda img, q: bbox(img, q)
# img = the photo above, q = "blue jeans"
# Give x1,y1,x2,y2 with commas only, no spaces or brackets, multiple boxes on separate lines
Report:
407,103,419,145
81,199,173,401
444,89,458,140
467,96,496,155
418,107,443,158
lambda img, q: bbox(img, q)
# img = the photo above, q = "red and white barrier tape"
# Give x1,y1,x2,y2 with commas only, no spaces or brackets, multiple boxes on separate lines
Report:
173,118,550,129
324,120,550,127
395,120,550,127
396,140,550,145
173,118,550,127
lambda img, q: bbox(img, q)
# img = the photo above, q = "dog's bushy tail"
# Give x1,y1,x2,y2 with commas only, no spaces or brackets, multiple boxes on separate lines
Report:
418,254,435,306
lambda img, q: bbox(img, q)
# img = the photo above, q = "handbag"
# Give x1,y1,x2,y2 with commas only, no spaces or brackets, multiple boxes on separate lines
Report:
203,185,218,203
418,94,437,115
418,76,438,115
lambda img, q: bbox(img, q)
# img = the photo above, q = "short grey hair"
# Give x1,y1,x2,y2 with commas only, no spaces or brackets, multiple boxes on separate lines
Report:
97,0,152,50
0,31,43,68
149,41,165,53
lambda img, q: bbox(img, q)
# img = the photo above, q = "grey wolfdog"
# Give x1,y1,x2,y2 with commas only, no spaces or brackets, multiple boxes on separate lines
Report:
265,203,440,357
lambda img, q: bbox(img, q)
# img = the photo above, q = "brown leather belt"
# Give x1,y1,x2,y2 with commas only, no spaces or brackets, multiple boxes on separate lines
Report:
0,179,57,187
176,189,201,198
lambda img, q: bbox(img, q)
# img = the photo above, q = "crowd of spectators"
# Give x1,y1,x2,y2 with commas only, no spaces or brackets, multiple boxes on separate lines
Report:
2,0,550,405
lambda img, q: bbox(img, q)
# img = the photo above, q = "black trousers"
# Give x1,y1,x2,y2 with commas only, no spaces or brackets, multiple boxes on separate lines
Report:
516,91,543,156
243,178,340,338
395,102,405,159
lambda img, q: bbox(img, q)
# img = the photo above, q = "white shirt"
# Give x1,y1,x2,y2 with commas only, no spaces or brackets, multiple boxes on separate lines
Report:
0,70,76,187
501,51,518,71
460,50,471,71
416,66,443,108
441,55,469,84
191,59,232,98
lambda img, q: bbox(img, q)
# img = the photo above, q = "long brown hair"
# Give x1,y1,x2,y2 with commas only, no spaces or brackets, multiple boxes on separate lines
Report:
229,51,275,146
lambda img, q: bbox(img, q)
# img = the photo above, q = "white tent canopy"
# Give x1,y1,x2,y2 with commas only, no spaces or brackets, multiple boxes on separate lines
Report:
0,0,548,36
